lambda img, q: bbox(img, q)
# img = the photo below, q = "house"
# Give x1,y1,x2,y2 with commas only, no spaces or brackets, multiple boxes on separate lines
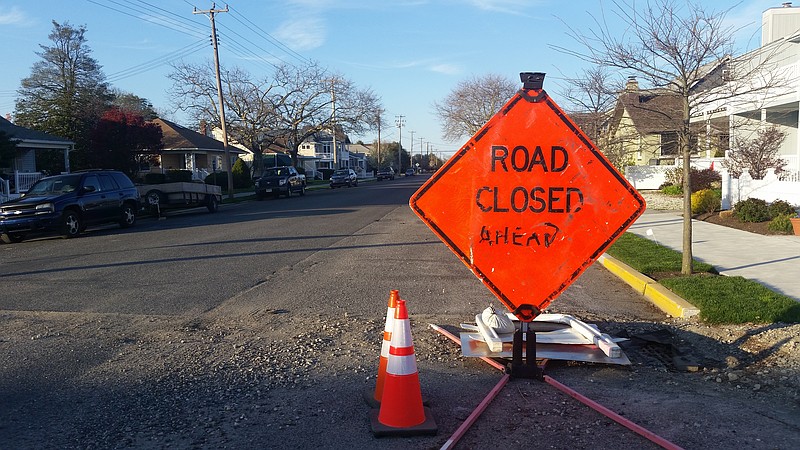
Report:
209,124,293,177
298,129,366,178
0,116,74,198
146,118,243,180
691,3,800,176
605,77,685,166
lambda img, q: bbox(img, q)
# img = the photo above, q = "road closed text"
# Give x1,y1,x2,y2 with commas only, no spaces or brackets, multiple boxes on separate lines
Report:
475,145,584,214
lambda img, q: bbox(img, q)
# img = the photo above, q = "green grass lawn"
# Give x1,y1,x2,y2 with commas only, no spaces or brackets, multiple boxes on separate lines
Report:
607,233,800,324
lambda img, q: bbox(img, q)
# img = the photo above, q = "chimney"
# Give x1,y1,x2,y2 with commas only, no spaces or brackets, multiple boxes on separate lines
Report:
625,76,639,92
199,119,207,136
762,3,800,45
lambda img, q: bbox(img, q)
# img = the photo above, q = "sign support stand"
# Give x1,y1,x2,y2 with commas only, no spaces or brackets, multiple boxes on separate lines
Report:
508,321,542,380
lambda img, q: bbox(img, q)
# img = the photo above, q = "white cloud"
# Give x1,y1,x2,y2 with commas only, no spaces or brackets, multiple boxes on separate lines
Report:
0,6,32,26
467,0,536,15
430,63,462,75
274,17,326,51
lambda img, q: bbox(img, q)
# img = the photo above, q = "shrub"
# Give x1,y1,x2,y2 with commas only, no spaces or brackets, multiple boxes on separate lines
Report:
662,166,721,193
734,198,770,223
767,199,797,219
204,172,227,190
768,214,794,234
661,184,682,196
691,189,721,215
693,168,721,191
166,169,193,182
231,158,252,189
665,167,682,187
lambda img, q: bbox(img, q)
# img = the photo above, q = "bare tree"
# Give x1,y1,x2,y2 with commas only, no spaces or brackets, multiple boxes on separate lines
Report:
169,61,281,177
432,73,518,142
270,62,382,167
723,125,787,179
559,66,628,168
557,0,783,275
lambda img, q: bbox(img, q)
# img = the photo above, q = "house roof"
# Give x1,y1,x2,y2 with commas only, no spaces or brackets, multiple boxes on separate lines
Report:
151,118,242,154
611,89,683,136
0,116,73,147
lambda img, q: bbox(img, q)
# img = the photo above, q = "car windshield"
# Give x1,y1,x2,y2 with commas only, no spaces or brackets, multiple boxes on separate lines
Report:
264,168,287,177
25,175,82,196
334,170,349,175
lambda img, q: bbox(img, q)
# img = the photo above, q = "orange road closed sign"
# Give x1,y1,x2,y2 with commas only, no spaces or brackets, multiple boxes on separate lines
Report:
410,73,646,321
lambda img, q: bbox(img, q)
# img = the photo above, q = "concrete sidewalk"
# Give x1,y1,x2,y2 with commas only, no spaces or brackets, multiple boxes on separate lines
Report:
627,210,800,301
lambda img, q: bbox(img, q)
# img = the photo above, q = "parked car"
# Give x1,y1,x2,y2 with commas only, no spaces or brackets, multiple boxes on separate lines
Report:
405,168,416,176
254,166,307,199
0,170,140,244
330,168,358,188
376,168,395,181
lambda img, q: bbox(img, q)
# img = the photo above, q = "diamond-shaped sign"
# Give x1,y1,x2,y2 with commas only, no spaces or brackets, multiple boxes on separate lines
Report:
410,73,645,320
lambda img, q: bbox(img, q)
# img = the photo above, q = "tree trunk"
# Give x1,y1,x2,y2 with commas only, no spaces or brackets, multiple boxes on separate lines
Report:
681,105,693,275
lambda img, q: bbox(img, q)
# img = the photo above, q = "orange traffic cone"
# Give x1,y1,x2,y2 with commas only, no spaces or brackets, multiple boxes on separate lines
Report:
364,289,399,408
370,299,437,437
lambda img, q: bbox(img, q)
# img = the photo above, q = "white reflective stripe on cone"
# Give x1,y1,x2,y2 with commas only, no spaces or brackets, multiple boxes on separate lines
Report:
392,322,413,348
380,338,391,358
383,306,395,332
386,353,418,376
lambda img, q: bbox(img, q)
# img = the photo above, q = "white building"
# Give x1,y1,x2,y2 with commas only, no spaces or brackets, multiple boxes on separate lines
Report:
692,2,800,176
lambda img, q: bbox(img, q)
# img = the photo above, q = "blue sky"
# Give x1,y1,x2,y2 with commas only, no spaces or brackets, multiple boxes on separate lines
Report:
0,0,780,158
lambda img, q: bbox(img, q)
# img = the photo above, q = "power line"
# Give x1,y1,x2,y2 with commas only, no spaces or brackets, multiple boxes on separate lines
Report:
86,0,206,38
227,7,309,66
106,40,208,83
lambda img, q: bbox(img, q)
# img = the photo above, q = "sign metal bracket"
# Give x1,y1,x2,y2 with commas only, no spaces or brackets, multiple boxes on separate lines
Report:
507,321,543,380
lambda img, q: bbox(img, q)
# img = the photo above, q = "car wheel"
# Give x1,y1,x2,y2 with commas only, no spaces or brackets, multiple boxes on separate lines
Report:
285,187,292,198
299,185,306,196
207,195,219,213
256,192,264,200
354,179,359,187
119,203,137,228
1,233,25,244
61,210,81,238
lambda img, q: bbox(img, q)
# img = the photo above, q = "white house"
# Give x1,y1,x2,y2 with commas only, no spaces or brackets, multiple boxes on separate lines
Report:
692,3,800,176
298,130,367,178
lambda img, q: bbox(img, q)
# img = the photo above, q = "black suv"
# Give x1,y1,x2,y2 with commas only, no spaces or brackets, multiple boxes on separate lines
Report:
0,170,140,243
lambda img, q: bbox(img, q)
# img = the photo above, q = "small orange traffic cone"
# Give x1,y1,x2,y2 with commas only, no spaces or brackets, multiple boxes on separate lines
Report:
370,299,437,437
364,289,399,408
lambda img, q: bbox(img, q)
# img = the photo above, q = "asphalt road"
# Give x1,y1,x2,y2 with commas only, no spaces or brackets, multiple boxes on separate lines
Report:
0,177,433,316
3,176,795,449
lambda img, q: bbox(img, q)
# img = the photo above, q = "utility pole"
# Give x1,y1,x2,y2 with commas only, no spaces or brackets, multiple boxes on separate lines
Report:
409,130,415,173
375,108,384,170
395,115,405,172
330,78,338,168
194,3,233,198
420,136,424,170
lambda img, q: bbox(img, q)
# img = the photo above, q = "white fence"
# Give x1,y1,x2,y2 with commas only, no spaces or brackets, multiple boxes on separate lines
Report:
14,171,45,193
722,169,800,209
0,171,45,202
624,157,725,190
625,158,800,208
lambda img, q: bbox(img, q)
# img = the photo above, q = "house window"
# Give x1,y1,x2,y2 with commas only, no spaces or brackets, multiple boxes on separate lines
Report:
661,132,678,156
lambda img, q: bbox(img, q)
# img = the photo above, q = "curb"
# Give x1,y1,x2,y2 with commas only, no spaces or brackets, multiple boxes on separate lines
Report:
597,254,700,319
